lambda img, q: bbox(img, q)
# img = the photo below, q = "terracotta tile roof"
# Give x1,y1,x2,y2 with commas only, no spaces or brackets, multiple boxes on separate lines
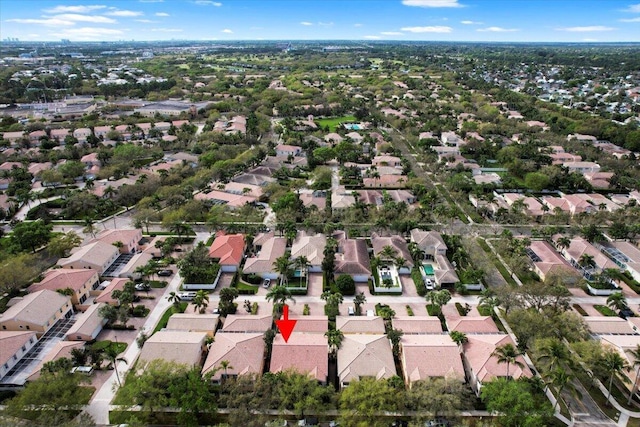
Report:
0,290,70,327
65,303,106,340
336,316,386,334
95,278,127,305
242,235,287,274
270,333,328,382
401,334,465,381
371,233,414,268
447,317,500,334
288,316,329,333
166,313,219,334
463,334,531,383
29,269,98,293
202,332,264,380
92,228,141,248
291,231,326,266
335,236,371,276
0,331,36,367
338,334,396,384
585,318,636,335
27,341,84,381
392,316,443,334
138,330,206,367
208,233,245,266
221,314,273,333
57,241,119,269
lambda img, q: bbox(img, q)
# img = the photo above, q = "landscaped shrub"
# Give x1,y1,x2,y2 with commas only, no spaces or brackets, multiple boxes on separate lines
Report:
335,274,355,295
411,268,427,297
132,305,149,317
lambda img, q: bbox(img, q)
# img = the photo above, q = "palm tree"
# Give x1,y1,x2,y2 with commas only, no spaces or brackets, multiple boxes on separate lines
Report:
492,343,524,380
219,360,234,379
478,288,499,314
354,292,366,316
578,254,596,270
325,329,344,357
266,285,295,312
103,344,128,386
627,344,640,405
537,338,572,372
449,331,468,347
273,255,293,286
387,328,404,356
601,350,630,402
556,236,571,251
168,291,182,311
408,242,425,265
606,292,628,312
380,245,397,261
294,255,311,278
82,217,97,238
193,290,209,314
394,256,407,271
547,367,573,411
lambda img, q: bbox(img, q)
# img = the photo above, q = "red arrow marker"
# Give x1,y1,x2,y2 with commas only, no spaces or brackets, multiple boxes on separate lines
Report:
275,304,297,343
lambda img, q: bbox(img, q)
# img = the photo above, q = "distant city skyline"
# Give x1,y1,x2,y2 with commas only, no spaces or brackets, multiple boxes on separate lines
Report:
2,0,640,43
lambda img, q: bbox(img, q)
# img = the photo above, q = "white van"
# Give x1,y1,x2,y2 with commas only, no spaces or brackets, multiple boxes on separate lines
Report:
71,366,94,375
177,291,197,301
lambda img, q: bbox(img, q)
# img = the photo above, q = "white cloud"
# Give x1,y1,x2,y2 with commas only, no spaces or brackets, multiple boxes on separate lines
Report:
156,12,170,17
135,19,156,23
193,0,222,5
221,28,233,33
300,21,313,26
477,26,518,32
150,28,183,32
620,17,640,22
354,23,363,27
402,0,463,8
105,10,143,17
624,3,640,12
557,26,614,32
363,35,381,39
381,31,404,35
7,18,74,26
400,26,453,33
43,5,106,14
318,21,334,27
54,27,124,39
461,20,482,25
583,38,598,42
51,14,116,23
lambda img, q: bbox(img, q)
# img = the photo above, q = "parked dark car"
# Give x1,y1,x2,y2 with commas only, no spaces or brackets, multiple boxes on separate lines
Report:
620,308,636,319
157,269,173,277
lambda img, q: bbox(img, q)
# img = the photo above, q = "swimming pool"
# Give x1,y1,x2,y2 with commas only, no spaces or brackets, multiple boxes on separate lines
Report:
344,123,361,130
423,264,434,275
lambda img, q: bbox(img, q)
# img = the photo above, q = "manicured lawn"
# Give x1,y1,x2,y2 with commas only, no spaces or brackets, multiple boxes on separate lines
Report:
236,281,259,294
149,280,168,288
91,340,127,354
154,302,188,333
594,304,617,316
316,115,357,132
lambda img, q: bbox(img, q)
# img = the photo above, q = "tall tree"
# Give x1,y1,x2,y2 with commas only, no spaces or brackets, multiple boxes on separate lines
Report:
492,343,524,380
601,349,630,402
627,344,640,405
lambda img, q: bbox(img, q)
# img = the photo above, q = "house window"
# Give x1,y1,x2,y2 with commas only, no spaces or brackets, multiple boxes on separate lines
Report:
13,355,17,361
2,326,5,330
21,345,26,352
77,335,81,340
3,363,8,370
26,326,29,330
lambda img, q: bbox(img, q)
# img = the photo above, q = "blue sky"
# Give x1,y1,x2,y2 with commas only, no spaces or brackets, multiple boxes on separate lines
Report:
2,0,640,42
